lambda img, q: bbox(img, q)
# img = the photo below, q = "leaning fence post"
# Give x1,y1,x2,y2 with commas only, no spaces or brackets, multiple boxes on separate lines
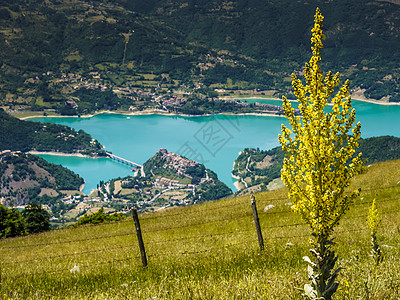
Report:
132,208,148,267
251,194,264,251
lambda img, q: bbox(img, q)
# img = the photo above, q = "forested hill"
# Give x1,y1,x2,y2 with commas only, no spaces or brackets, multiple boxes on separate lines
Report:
0,151,84,206
0,109,105,156
1,0,400,112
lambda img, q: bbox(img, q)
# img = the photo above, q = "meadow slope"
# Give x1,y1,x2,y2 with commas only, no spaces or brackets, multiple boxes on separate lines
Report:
1,160,400,299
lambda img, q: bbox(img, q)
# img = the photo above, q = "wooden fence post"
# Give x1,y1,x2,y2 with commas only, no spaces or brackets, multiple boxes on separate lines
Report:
132,208,148,267
251,194,264,251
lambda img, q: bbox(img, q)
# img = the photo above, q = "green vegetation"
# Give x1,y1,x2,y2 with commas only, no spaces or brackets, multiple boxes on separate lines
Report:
1,158,400,298
0,204,26,239
174,97,284,115
0,203,49,238
71,208,126,227
22,203,51,234
0,0,399,115
0,152,84,207
66,88,132,115
232,146,285,192
0,109,105,156
233,136,400,193
279,9,362,298
357,136,400,164
368,199,383,266
197,179,232,202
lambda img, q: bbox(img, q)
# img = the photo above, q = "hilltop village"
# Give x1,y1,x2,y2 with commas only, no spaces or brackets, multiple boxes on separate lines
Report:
92,148,232,214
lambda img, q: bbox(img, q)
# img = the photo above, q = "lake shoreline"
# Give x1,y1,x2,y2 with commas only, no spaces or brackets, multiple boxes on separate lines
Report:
16,95,400,121
20,109,285,120
23,101,400,196
231,174,242,191
28,150,103,159
222,94,400,106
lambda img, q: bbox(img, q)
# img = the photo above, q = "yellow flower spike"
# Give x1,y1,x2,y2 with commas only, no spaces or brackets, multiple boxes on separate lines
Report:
279,8,362,300
368,199,379,235
368,199,383,265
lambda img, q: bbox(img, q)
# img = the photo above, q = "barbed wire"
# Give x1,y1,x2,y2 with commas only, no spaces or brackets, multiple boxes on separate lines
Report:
3,211,398,282
139,196,291,221
141,211,252,234
3,243,136,266
2,224,378,282
148,229,252,245
0,231,135,249
5,209,396,267
354,196,400,206
4,238,261,281
2,182,400,284
1,220,372,265
137,183,400,221
3,230,255,265
147,238,259,259
144,200,399,234
2,204,399,251
140,200,246,220
361,184,400,193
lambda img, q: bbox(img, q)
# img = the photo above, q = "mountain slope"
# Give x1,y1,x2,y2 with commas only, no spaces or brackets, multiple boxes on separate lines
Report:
0,151,84,206
1,0,400,112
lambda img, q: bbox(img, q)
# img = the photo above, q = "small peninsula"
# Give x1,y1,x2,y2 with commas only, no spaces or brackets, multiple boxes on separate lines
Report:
0,109,106,157
92,148,233,213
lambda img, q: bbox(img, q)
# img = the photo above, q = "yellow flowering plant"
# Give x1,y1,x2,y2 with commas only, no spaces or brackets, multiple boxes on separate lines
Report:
278,8,363,300
368,199,382,265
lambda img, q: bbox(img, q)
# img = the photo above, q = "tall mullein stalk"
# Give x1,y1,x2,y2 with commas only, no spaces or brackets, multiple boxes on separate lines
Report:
278,8,363,300
368,199,382,265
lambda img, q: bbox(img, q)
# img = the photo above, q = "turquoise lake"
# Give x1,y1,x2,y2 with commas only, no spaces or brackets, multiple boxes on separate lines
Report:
32,100,400,194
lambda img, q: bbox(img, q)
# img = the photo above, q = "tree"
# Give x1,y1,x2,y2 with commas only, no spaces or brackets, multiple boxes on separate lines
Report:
0,204,26,238
278,8,363,300
71,208,126,227
22,203,50,234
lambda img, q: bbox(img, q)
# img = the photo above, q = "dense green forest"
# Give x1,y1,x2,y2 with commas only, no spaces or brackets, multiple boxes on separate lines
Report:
0,0,399,114
233,135,400,192
0,109,105,155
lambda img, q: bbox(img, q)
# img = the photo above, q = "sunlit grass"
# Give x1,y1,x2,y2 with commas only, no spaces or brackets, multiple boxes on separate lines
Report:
1,160,400,299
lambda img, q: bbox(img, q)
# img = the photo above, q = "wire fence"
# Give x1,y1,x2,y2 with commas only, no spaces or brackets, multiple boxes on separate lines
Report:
1,184,400,281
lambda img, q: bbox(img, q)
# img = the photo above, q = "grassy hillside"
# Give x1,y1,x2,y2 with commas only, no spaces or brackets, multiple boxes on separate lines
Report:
1,0,400,113
1,159,400,299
